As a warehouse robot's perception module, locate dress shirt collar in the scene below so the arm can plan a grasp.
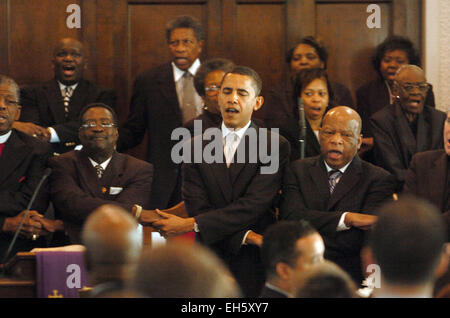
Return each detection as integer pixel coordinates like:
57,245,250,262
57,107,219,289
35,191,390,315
172,59,201,82
57,81,78,92
221,120,252,141
0,130,12,144
88,156,112,170
323,159,351,174
264,283,292,298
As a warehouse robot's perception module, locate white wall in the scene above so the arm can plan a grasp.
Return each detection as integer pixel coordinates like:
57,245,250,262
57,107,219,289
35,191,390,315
423,0,450,112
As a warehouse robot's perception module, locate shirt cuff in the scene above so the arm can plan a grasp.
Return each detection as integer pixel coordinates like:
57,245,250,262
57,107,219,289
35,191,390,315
337,212,351,231
48,127,60,143
241,230,251,246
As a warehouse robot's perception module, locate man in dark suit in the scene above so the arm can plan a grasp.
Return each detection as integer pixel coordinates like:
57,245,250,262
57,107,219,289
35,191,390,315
260,220,325,298
13,38,116,154
118,16,204,210
402,110,450,237
280,106,396,284
146,66,290,297
49,103,153,244
370,65,446,190
0,75,61,262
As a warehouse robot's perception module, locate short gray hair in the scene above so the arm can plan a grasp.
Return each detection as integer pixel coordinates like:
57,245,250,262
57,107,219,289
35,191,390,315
0,75,20,103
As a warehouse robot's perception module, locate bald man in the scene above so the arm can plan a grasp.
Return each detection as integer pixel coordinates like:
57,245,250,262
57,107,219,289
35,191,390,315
14,37,117,154
81,204,142,298
370,65,446,190
280,106,396,284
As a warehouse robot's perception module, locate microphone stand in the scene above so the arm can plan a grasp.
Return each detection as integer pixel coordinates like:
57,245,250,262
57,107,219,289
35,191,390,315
298,97,307,159
1,168,52,268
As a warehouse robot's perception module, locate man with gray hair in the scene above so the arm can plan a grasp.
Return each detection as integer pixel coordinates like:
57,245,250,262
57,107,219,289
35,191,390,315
82,204,142,297
0,75,60,261
118,16,205,210
370,64,446,190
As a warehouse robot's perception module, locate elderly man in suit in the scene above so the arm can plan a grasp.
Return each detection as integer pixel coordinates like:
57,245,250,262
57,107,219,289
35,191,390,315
370,65,446,190
0,75,61,261
13,37,117,154
143,66,290,297
280,106,396,284
402,110,450,238
118,16,204,210
49,103,153,244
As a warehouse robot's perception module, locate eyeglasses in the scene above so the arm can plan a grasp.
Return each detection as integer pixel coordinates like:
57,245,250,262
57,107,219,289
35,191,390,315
205,85,221,95
80,121,116,129
398,82,430,93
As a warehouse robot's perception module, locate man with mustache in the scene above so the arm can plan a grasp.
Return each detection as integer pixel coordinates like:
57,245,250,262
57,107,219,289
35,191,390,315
370,65,446,190
0,75,58,261
48,103,153,244
118,16,204,210
13,38,116,154
280,106,396,284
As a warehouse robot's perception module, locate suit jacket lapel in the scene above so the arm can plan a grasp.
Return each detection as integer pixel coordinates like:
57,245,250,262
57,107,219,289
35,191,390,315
46,80,65,124
228,122,260,185
327,157,362,210
157,63,182,120
394,103,416,164
428,152,448,211
76,150,103,197
101,152,125,187
416,112,429,153
308,157,331,205
0,131,29,184
68,79,87,119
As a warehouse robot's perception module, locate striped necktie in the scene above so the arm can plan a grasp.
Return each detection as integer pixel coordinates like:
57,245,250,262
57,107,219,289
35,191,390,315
95,164,105,179
328,170,342,194
63,86,74,118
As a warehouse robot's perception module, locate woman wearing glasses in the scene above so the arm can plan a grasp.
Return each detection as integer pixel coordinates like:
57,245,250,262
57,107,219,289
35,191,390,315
184,58,235,135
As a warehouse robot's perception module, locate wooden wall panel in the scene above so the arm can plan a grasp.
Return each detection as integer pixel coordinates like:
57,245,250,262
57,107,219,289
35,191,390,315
316,2,392,102
8,0,82,86
232,3,285,93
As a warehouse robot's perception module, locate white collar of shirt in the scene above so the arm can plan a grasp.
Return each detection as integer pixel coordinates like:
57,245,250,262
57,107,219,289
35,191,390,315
172,59,201,82
264,283,292,298
221,121,252,141
323,160,351,174
58,81,78,92
0,130,12,143
88,156,112,170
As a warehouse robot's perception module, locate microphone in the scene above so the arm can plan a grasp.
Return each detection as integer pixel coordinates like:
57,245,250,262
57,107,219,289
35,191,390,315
298,97,307,159
1,168,52,266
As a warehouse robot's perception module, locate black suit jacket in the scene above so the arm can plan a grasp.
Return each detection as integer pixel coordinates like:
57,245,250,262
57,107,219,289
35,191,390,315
261,78,350,161
0,130,52,260
402,149,450,238
370,103,446,188
20,79,117,154
182,122,290,296
118,63,185,209
280,155,396,282
48,150,153,243
356,78,435,137
259,285,289,298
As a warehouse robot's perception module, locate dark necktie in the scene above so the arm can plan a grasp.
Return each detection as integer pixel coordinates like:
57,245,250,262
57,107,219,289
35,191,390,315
328,170,342,194
0,143,4,157
95,164,104,179
63,86,73,118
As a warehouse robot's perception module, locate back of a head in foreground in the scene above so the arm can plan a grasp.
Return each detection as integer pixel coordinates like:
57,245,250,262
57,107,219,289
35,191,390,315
370,197,447,285
131,242,242,298
293,260,357,298
82,204,142,267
